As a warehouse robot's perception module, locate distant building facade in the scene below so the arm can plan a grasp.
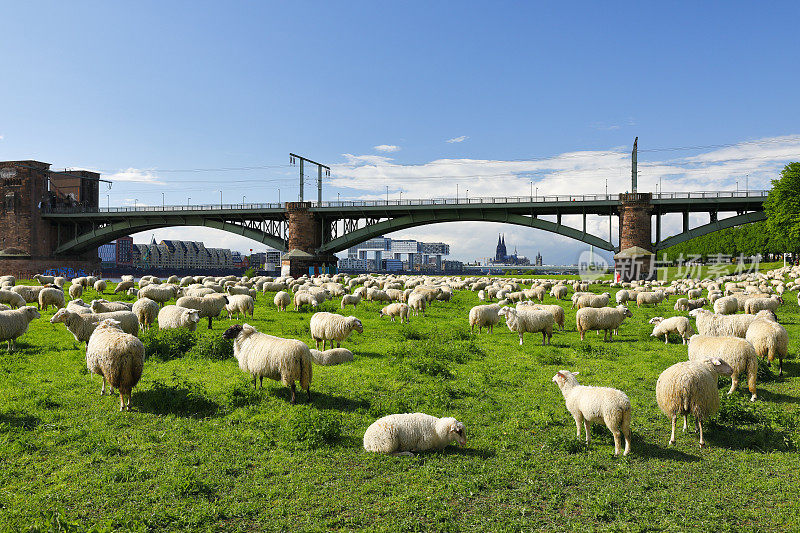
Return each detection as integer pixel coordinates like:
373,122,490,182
346,235,451,271
491,234,530,266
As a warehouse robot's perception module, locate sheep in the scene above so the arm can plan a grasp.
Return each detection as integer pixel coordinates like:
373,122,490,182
379,303,410,324
688,335,758,401
310,347,354,366
227,285,256,299
131,298,159,330
498,306,554,346
261,281,288,292
636,291,666,308
552,370,631,456
50,308,139,343
33,274,55,285
68,283,83,300
340,293,361,311
744,296,782,315
93,280,108,293
274,291,292,311
85,319,144,411
367,288,392,303
38,287,65,311
226,294,255,320
713,296,739,315
687,288,703,299
649,316,695,344
157,305,200,331
53,277,67,289
309,312,364,350
551,285,569,300
10,285,47,306
575,305,633,341
691,309,773,338
137,284,179,306
363,413,466,456
530,304,565,331
468,304,501,334
615,289,634,305
576,292,610,309
0,306,41,351
113,280,135,294
67,299,92,314
222,323,312,403
175,294,228,329
655,358,734,447
0,289,26,309
90,300,133,313
407,292,427,316
674,297,707,312
746,318,788,377
294,292,320,311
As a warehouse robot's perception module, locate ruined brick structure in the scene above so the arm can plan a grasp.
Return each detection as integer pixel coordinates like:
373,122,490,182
281,202,337,277
615,192,654,280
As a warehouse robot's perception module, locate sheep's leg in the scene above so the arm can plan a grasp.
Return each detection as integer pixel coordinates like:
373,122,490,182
583,420,591,447
259,376,263,389
518,333,524,346
290,383,297,404
682,416,688,433
779,358,783,377
306,387,312,402
252,375,257,389
207,316,213,330
664,334,669,344
579,330,585,341
573,414,583,439
669,415,677,445
698,420,706,447
337,341,341,348
118,391,125,411
747,365,757,402
728,373,739,395
541,332,546,346
610,428,622,456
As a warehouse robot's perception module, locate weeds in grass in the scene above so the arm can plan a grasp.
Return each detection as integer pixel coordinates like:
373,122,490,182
140,328,197,361
137,374,219,417
281,408,342,449
188,333,233,361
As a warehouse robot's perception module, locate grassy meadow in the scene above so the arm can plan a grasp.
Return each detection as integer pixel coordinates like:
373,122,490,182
1,278,799,531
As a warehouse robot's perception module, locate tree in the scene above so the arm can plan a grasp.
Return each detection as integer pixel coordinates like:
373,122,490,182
764,162,800,254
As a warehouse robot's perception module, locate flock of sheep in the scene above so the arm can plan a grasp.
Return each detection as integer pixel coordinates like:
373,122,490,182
0,266,794,456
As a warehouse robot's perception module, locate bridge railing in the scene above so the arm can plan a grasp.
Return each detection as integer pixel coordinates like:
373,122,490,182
41,203,284,214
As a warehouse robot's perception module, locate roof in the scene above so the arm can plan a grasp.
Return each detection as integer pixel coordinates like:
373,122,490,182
613,246,655,259
281,248,315,259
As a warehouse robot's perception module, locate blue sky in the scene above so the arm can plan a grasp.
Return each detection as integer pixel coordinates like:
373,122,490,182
2,1,799,263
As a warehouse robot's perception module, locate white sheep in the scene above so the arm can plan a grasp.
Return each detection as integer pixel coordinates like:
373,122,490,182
744,296,782,315
363,413,466,456
552,370,632,456
468,304,501,334
688,335,758,401
33,274,55,285
310,347,354,366
68,283,83,300
551,285,569,300
530,304,565,331
131,298,159,330
85,319,144,411
50,308,139,343
226,294,255,320
498,306,554,345
340,293,361,311
691,309,772,338
67,299,92,314
380,303,410,324
113,280,136,294
309,312,364,349
293,292,320,311
655,358,733,447
157,305,201,331
636,291,665,308
0,306,41,352
222,323,312,403
746,318,788,377
650,316,695,344
175,294,229,329
38,287,65,312
713,296,739,315
138,284,179,306
274,291,292,311
11,285,47,306
0,289,26,309
93,280,107,293
575,305,633,341
576,292,610,309
90,300,133,313
407,292,427,316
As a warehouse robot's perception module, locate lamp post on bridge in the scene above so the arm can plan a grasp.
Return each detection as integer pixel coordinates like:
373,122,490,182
219,190,222,207
386,185,389,203
106,194,109,210
187,197,190,207
162,192,165,209
243,195,246,207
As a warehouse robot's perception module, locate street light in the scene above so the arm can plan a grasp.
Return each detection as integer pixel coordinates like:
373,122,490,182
162,192,165,208
535,187,538,201
466,189,469,199
219,190,223,206
187,197,190,206
337,192,340,203
134,199,138,209
605,179,608,196
243,195,246,206
278,188,281,204
106,194,109,210
399,191,402,203
386,185,389,203
530,181,533,198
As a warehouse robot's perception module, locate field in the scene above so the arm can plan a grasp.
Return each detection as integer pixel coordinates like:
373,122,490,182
1,279,799,531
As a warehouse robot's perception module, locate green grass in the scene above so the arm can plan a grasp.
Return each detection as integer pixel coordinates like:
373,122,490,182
1,279,800,531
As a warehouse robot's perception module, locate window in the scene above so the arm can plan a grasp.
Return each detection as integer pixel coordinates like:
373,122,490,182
4,193,14,212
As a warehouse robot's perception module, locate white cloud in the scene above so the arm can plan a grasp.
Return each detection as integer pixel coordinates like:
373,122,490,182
373,144,400,153
0,135,4,140
446,135,468,144
107,168,166,185
123,198,150,207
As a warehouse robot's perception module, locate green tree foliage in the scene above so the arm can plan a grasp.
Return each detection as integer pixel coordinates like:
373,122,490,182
660,221,779,261
764,162,800,253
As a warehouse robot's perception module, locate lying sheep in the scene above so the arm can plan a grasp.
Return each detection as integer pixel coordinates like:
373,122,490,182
688,335,758,401
274,291,292,311
131,298,159,330
223,323,312,403
309,312,364,349
85,319,144,411
0,289,26,309
158,305,200,331
226,294,255,320
310,347,354,366
51,308,139,343
38,287,65,312
91,300,133,313
650,316,695,344
380,303,410,324
746,318,788,377
499,306,554,345
175,294,229,329
0,306,41,352
340,293,361,311
468,304,501,334
575,305,633,341
294,292,320,311
656,358,733,447
363,413,466,456
552,370,631,456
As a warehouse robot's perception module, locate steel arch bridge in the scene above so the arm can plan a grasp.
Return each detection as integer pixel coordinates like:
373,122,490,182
41,190,768,256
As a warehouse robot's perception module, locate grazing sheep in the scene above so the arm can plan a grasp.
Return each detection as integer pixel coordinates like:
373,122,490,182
274,291,292,311
0,306,41,352
10,285,47,306
713,296,739,315
93,280,108,293
131,298,159,330
222,323,312,403
175,294,229,329
68,283,83,300
340,293,361,311
0,289,26,309
51,308,139,343
746,318,788,377
498,306,554,346
85,319,144,411
674,297,707,312
650,316,695,344
551,285,569,300
576,292,610,309
636,291,666,308
137,284,179,306
309,312,364,350
226,294,255,320
38,287,65,311
688,335,758,401
407,292,427,316
691,309,772,338
310,347,354,366
615,290,634,305
33,274,55,285
157,305,201,331
367,288,392,303
530,304,565,331
91,300,133,313
261,281,288,292
655,358,733,447
552,370,631,456
575,305,633,341
53,277,67,289
468,304,501,334
363,413,466,456
293,292,320,311
113,280,136,294
380,303,410,324
744,296,782,315
66,299,92,314
687,288,703,299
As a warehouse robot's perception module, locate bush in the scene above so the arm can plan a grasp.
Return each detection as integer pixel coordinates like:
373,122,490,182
188,333,233,361
140,328,197,361
281,408,341,449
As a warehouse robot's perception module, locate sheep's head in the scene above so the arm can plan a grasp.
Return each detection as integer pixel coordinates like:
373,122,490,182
706,357,734,376
222,324,243,339
648,317,664,325
618,305,633,318
445,419,467,447
349,317,364,333
552,370,579,389
50,308,70,323
185,309,200,324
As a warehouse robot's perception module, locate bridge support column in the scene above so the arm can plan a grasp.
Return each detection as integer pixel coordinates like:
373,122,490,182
282,202,337,277
615,193,654,281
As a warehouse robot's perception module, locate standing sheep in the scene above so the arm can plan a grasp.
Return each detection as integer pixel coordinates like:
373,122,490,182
68,283,83,300
690,309,771,338
0,289,26,309
636,291,666,308
380,303,410,324
552,370,632,456
655,358,733,447
576,292,610,309
51,308,139,343
138,284,179,306
363,413,466,456
407,292,427,316
38,287,65,311
530,304,565,331
274,291,292,311
114,280,135,294
293,292,319,311
498,306,554,346
575,306,633,342
0,306,41,352
713,296,739,315
85,319,144,411
746,318,788,377
91,300,133,313
222,323,312,404
157,305,201,331
688,335,759,401
226,294,255,320
93,280,108,293
131,298,159,330
340,293,361,311
468,304,501,334
309,312,364,349
650,316,695,344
